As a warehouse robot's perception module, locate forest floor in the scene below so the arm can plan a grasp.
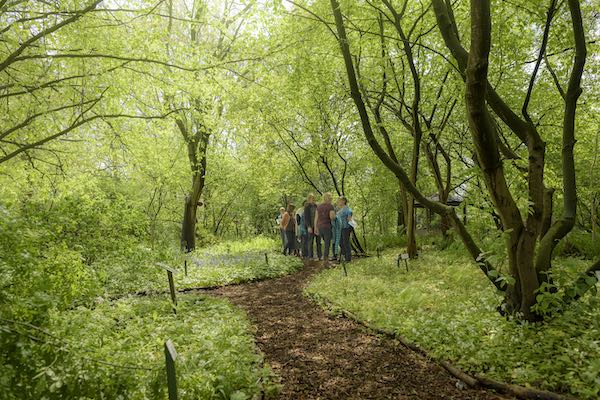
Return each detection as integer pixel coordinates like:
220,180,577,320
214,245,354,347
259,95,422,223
211,260,509,400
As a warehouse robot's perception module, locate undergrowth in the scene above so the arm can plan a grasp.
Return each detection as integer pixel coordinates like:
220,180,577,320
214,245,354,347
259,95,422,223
103,237,302,297
306,250,600,399
2,295,279,399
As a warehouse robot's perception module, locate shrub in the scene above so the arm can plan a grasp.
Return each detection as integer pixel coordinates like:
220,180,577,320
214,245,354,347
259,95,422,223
1,295,278,399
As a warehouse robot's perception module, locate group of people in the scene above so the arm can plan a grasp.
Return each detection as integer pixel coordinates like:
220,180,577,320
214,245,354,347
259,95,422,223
276,193,354,265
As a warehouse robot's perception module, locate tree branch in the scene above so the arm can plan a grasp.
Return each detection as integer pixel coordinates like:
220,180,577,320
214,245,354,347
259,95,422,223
0,0,102,72
522,0,558,123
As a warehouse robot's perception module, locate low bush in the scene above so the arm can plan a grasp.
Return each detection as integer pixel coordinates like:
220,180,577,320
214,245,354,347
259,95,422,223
558,230,600,259
364,232,407,251
1,295,279,399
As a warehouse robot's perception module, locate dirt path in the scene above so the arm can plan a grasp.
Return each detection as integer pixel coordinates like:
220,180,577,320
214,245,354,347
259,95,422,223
213,261,508,399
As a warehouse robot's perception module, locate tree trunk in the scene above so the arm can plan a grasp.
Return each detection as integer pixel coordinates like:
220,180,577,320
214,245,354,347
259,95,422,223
181,169,206,252
331,0,506,298
593,194,598,243
406,134,420,258
406,196,417,257
465,0,541,319
397,183,406,232
440,214,451,240
181,196,196,252
176,116,209,253
535,0,586,276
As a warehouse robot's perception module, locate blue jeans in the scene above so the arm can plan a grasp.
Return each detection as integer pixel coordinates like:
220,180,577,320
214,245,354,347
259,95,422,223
316,227,332,261
300,233,308,257
279,228,286,252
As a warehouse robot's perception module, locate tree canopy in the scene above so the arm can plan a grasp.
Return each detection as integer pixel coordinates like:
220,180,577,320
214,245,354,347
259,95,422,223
1,0,599,398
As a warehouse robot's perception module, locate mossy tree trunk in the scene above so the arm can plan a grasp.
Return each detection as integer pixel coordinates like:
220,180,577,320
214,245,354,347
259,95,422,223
331,0,595,321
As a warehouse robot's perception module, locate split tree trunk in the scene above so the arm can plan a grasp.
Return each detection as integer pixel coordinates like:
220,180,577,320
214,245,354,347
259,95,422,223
181,172,205,252
177,118,210,253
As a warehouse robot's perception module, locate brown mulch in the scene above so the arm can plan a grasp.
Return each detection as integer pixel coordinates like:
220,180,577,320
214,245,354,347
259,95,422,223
213,260,510,400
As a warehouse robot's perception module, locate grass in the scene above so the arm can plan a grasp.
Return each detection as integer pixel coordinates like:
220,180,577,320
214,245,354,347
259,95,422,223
305,249,600,399
101,236,303,296
1,236,300,399
3,294,279,399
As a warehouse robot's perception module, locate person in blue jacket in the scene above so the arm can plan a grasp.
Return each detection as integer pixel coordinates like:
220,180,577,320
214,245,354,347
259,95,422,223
331,202,342,262
336,196,353,263
297,201,308,258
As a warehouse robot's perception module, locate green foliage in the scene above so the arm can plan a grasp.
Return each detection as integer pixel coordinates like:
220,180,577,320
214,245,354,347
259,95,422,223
1,295,278,399
1,0,599,397
102,237,302,296
198,236,278,255
0,194,296,399
558,230,600,259
306,250,600,399
365,232,407,251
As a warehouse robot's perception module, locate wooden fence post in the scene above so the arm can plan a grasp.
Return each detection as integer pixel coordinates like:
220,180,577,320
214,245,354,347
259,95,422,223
156,263,178,314
164,339,178,400
167,270,177,314
398,253,409,272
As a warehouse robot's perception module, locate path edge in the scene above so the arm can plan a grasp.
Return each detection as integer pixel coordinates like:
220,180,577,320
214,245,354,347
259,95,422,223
306,293,577,400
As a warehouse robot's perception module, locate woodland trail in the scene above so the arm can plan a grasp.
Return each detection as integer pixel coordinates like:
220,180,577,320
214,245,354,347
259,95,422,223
212,260,509,400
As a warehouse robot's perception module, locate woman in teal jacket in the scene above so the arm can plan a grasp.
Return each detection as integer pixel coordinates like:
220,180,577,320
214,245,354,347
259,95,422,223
331,205,342,261
337,196,353,262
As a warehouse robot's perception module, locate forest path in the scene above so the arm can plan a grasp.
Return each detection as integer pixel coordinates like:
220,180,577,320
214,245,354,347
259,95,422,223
213,260,507,400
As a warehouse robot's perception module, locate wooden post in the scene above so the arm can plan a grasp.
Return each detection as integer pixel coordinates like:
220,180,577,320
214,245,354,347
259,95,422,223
156,263,178,314
167,270,177,313
399,253,409,272
264,252,269,266
164,340,178,400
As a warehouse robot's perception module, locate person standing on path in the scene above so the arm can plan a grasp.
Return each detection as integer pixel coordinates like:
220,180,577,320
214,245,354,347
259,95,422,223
337,196,353,263
276,207,286,252
280,203,297,255
331,202,342,262
304,194,318,259
314,193,336,266
297,201,309,258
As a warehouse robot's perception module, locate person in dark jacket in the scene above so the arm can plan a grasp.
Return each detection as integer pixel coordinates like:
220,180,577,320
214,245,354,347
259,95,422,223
297,201,308,257
303,194,317,259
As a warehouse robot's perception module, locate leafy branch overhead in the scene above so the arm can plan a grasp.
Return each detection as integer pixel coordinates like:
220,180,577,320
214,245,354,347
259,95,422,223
1,1,599,399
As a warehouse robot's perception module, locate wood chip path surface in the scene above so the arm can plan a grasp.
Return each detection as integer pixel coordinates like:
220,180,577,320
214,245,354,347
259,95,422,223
213,260,509,399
